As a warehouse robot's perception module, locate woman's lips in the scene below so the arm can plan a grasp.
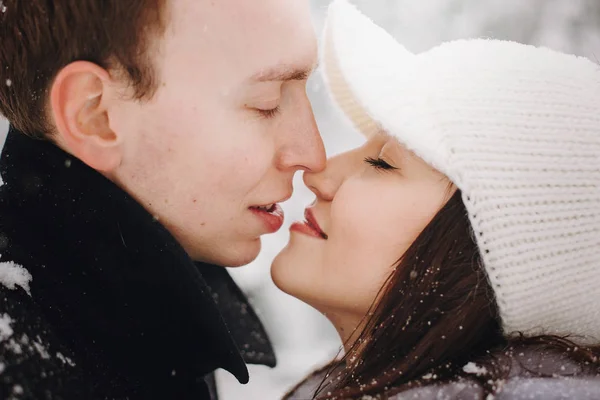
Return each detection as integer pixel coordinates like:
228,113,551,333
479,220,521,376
250,204,284,233
290,208,328,240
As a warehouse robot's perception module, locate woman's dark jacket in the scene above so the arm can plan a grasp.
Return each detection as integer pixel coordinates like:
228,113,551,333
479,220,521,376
287,346,600,399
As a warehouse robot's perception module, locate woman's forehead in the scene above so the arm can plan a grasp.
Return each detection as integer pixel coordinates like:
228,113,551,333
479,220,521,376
375,132,407,156
368,129,396,146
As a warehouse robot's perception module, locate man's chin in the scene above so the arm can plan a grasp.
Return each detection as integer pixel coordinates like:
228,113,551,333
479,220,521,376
193,237,262,268
226,238,262,267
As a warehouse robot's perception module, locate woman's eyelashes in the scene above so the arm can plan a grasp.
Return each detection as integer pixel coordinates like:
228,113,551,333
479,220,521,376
364,156,398,171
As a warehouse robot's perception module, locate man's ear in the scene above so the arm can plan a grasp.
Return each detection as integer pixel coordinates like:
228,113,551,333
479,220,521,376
49,61,122,173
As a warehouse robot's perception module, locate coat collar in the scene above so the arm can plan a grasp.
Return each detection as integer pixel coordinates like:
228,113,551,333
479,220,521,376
0,128,275,385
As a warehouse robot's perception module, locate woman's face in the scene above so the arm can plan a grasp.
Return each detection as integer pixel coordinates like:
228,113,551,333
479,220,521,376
272,133,453,326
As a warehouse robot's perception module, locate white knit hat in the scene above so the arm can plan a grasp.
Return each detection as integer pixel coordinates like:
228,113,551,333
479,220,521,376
322,0,600,344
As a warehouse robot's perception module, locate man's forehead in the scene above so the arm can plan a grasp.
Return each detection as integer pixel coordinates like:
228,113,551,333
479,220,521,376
165,0,318,83
229,0,318,82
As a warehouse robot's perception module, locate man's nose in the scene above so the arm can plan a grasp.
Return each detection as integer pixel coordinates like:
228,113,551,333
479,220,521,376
276,102,326,173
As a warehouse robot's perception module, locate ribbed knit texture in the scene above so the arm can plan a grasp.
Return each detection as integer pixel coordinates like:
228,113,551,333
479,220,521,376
323,0,600,343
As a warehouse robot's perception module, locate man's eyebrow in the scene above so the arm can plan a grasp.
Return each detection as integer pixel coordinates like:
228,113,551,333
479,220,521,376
250,63,319,82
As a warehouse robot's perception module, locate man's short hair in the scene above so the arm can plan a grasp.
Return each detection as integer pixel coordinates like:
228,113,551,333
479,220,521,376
0,0,166,139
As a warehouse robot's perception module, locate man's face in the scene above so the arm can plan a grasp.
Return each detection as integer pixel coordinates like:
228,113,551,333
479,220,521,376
108,0,325,266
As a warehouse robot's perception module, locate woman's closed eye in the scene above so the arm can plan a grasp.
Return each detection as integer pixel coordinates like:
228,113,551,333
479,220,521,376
364,157,398,171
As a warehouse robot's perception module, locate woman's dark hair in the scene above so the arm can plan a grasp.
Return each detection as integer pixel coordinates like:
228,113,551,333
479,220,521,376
289,190,600,400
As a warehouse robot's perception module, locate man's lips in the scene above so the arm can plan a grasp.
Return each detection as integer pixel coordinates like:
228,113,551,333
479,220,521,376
290,208,328,240
249,195,290,233
249,204,284,233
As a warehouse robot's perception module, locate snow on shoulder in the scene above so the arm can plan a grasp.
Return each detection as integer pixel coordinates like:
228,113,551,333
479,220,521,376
0,259,33,296
0,313,13,342
463,362,488,376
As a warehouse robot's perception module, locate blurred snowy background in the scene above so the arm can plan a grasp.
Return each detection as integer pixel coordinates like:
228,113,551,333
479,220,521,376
1,0,600,398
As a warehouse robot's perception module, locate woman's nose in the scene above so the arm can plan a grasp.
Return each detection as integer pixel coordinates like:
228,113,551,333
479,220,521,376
303,153,346,202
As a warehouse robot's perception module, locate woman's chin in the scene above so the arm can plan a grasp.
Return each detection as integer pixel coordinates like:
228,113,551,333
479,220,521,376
271,243,314,301
270,244,295,293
